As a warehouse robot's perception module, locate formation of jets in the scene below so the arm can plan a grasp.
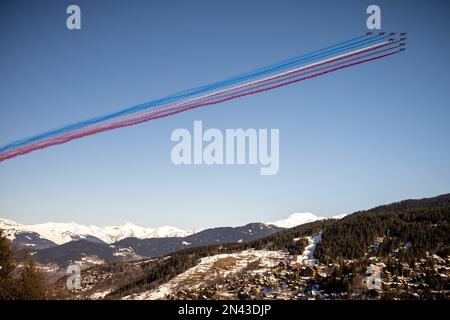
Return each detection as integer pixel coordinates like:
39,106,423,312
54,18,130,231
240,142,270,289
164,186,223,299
365,31,407,36
365,31,407,52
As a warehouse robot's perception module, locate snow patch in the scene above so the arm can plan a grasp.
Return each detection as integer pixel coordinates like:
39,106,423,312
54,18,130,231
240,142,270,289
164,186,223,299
297,233,322,266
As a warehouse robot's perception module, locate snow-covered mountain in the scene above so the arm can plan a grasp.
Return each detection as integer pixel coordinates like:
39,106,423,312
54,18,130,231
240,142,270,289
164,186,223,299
266,212,347,228
0,218,200,245
266,212,323,228
0,211,347,247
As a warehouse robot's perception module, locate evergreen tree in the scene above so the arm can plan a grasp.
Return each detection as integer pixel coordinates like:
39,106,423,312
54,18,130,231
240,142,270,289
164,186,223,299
0,229,47,300
0,230,17,299
18,258,46,300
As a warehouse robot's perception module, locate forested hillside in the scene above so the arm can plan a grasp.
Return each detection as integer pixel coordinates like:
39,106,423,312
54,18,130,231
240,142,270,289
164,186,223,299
107,194,450,298
315,194,450,263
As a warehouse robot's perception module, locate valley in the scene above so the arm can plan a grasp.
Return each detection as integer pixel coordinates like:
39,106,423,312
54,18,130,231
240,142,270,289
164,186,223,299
1,194,449,300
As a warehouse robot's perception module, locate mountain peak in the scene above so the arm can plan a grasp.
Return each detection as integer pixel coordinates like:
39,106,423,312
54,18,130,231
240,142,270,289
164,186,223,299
266,212,323,228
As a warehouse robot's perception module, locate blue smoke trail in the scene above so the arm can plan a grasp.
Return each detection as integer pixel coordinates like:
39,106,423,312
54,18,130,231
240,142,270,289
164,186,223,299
0,34,388,153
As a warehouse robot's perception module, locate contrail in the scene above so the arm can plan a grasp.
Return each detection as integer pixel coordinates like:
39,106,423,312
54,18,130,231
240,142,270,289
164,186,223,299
0,34,388,152
0,34,405,162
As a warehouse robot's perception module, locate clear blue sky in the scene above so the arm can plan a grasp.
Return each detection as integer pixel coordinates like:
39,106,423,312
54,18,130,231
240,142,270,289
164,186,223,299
1,0,449,229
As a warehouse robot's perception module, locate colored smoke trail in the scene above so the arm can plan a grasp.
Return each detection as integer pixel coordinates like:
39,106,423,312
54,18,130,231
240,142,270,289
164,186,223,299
0,34,405,162
0,34,387,153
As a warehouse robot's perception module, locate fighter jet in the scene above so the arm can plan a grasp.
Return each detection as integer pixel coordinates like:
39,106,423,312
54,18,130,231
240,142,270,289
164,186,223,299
389,32,396,36
366,32,373,36
400,32,407,36
379,32,386,35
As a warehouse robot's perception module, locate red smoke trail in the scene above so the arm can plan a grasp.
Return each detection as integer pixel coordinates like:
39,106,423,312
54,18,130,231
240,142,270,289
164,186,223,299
0,49,401,162
68,41,400,135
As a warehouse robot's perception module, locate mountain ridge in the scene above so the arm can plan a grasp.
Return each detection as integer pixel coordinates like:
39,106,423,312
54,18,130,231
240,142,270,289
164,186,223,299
34,222,286,266
0,218,201,245
0,212,348,265
1,211,340,246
